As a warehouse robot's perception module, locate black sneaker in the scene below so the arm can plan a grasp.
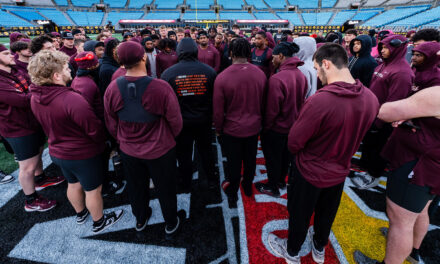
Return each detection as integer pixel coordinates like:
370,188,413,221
76,210,90,225
136,207,152,232
255,182,280,197
92,209,124,234
407,248,420,264
102,181,126,197
165,210,186,240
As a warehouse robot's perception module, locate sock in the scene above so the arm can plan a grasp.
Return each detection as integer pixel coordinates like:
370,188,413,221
93,216,105,227
313,239,324,252
410,248,420,259
34,173,46,184
25,192,39,203
76,208,88,218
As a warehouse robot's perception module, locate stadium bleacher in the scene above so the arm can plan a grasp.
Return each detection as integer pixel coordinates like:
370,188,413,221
217,0,244,10
128,0,153,8
186,0,212,9
53,0,68,6
265,0,287,9
71,0,100,7
245,0,268,10
253,12,280,20
155,0,184,9
104,0,127,8
38,8,72,26
351,9,382,21
3,6,45,21
363,5,430,27
276,11,303,25
388,6,440,27
105,11,144,24
321,0,337,8
143,11,181,20
219,11,255,20
385,0,412,5
363,0,388,7
289,0,319,9
302,12,333,25
67,11,104,26
329,10,356,25
0,10,33,27
182,11,217,20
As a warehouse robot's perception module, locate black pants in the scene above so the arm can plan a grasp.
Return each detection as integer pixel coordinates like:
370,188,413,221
120,148,177,227
261,130,290,189
287,162,345,256
176,122,216,187
359,124,393,178
221,134,258,194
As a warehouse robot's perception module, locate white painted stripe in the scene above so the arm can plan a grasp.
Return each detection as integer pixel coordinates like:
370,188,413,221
329,231,349,264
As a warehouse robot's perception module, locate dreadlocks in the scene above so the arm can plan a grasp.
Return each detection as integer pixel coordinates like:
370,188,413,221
230,38,251,59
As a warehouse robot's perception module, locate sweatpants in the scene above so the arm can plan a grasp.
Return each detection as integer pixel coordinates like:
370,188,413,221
261,130,290,189
176,122,216,187
221,134,258,194
359,124,393,178
120,148,177,227
287,162,345,256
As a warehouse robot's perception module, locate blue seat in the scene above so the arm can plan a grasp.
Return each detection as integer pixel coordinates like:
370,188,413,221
329,10,356,25
53,0,68,6
144,12,181,20
104,0,127,8
67,11,104,26
388,6,440,27
302,12,333,25
217,0,244,10
321,0,337,8
0,10,33,27
289,0,319,9
276,11,303,25
363,5,430,26
254,12,280,20
105,11,144,24
186,0,212,9
155,0,184,9
128,0,153,8
38,9,72,26
219,12,255,20
183,11,217,20
71,0,100,7
265,0,287,9
245,0,267,10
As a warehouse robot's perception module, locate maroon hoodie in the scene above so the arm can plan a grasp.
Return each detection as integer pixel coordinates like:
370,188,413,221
264,57,308,134
14,58,29,76
213,63,267,137
288,80,379,188
381,42,440,194
198,45,220,72
370,35,414,106
59,45,77,57
156,50,178,78
111,67,127,81
104,76,182,160
414,148,440,195
71,75,104,121
69,53,78,73
30,84,106,160
0,67,40,138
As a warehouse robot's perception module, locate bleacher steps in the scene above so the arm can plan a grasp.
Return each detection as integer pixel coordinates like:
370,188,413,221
63,10,76,26
125,0,130,9
327,11,337,25
101,11,108,26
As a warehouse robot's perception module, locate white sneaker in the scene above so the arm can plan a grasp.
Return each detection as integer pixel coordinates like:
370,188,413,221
350,173,380,189
268,233,301,264
0,170,14,184
308,227,325,264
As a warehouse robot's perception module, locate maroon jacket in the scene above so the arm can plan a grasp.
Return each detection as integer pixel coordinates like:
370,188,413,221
381,42,440,194
0,67,40,138
14,58,30,80
59,45,77,57
104,76,182,160
69,53,78,73
71,75,104,121
30,84,106,160
156,50,178,78
288,80,379,188
264,57,307,134
198,45,220,72
111,67,127,81
213,63,267,137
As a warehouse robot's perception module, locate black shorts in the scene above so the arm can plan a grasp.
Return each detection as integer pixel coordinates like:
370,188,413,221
4,131,45,161
386,160,435,213
50,153,104,192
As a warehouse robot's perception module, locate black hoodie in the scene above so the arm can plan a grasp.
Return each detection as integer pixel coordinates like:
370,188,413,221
348,35,378,88
161,38,217,124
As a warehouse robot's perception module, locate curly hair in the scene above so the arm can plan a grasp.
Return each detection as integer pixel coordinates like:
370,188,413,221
229,37,251,59
28,50,69,86
30,35,53,54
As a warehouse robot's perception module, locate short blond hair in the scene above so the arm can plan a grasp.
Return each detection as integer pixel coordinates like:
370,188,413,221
28,50,69,86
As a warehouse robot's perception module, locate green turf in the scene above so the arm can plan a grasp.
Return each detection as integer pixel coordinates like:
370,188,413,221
0,144,18,174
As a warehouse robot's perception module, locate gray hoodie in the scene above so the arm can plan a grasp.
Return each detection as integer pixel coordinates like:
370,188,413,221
294,37,317,98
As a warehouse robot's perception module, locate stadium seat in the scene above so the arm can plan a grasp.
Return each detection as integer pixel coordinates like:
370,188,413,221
276,11,303,25
219,11,255,20
385,0,412,5
253,12,280,20
423,19,440,27
329,10,356,25
155,0,184,9
128,0,153,8
245,0,268,10
3,6,46,22
26,0,55,6
289,0,319,9
363,5,430,26
302,12,333,25
38,8,72,26
144,11,181,20
67,11,104,26
265,0,287,9
53,0,68,6
0,10,33,27
186,0,212,10
182,11,217,20
321,0,337,8
105,11,144,24
388,6,440,27
217,0,244,10
104,0,127,8
351,9,382,21
363,0,388,7
71,0,100,7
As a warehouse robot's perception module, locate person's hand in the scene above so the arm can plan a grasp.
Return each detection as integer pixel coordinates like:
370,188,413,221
391,120,405,128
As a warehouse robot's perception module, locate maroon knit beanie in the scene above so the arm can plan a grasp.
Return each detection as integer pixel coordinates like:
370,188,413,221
75,51,99,70
117,41,145,66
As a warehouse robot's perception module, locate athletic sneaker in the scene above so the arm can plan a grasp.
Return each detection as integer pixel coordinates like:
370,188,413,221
353,250,379,264
35,175,65,191
92,209,124,234
308,227,325,264
24,196,57,212
0,170,14,184
255,182,280,197
350,173,380,189
102,181,126,197
407,248,420,264
267,233,300,264
136,207,152,232
76,210,90,225
165,210,186,240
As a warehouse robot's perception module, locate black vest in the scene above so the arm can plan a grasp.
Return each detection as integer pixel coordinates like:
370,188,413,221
251,47,269,67
116,76,159,123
